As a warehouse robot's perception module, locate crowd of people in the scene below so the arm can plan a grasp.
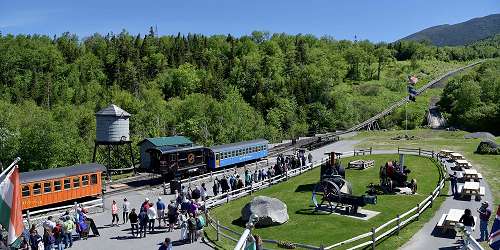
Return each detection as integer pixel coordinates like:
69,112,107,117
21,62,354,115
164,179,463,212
212,152,312,196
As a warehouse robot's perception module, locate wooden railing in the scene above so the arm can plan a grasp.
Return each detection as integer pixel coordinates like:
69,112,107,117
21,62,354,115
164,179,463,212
206,147,448,250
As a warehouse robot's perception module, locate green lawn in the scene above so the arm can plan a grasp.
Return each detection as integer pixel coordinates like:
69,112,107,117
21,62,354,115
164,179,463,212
206,154,446,249
353,129,500,204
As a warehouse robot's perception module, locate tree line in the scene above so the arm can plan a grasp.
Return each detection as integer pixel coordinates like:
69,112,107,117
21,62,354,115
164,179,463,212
0,29,498,170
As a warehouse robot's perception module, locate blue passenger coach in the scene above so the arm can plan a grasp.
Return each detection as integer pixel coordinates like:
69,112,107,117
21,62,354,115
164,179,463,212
208,139,269,169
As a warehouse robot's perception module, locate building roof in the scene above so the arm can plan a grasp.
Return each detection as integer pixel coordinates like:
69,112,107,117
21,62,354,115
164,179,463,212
147,145,205,154
210,139,268,152
139,136,193,147
96,104,131,117
20,163,106,184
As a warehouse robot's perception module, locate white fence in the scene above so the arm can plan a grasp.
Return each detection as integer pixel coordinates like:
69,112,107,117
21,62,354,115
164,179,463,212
207,147,448,250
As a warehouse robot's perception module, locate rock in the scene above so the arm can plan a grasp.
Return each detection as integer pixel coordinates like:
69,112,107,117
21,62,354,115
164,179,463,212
464,132,495,140
476,139,499,155
241,196,289,226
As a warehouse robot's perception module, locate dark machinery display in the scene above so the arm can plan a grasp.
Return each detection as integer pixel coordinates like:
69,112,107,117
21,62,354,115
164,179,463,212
379,160,417,194
312,152,377,215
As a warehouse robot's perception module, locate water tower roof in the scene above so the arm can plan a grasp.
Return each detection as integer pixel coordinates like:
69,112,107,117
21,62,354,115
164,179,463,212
96,104,131,117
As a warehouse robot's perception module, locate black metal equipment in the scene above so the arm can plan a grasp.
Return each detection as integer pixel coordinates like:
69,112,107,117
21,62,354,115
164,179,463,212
379,160,417,194
312,152,376,215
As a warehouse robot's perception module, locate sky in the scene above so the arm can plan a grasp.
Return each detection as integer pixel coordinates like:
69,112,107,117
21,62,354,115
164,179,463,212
0,0,498,42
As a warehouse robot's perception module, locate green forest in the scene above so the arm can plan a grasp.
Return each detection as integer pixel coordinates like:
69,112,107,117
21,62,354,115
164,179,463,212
0,29,498,170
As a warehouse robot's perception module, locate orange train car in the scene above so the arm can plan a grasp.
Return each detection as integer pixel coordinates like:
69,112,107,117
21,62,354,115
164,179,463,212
20,163,106,210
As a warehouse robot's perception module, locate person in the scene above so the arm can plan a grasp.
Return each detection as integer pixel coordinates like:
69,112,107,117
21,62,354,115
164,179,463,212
477,201,492,241
111,200,119,226
53,221,64,250
138,208,148,238
188,199,198,216
212,178,219,196
43,216,56,232
308,153,313,164
200,183,208,201
19,234,29,250
255,234,263,250
179,210,189,242
76,209,89,239
187,213,197,243
82,208,100,237
158,237,173,250
167,200,178,232
459,208,475,244
122,198,130,224
62,215,75,248
196,213,206,242
129,208,139,237
157,197,166,228
29,228,43,250
147,202,157,232
141,198,150,212
449,172,458,196
43,228,55,250
192,186,201,200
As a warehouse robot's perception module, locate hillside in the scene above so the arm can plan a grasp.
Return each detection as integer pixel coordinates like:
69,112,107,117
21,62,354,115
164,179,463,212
400,14,500,46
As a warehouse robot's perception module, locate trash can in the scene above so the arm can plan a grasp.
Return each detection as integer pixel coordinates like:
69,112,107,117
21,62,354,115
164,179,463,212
170,179,181,194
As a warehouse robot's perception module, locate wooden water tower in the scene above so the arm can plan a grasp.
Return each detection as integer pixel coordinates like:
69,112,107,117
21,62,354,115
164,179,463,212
92,104,135,178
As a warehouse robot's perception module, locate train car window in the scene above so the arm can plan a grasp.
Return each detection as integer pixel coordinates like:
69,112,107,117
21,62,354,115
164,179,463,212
252,147,256,152
64,179,71,189
33,183,41,195
216,153,220,160
73,177,80,188
54,181,61,191
43,182,52,193
82,175,89,186
91,174,98,185
22,185,30,197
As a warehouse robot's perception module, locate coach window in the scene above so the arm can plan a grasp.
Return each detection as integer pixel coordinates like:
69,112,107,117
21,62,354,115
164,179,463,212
22,185,30,197
216,153,220,161
43,182,52,193
33,183,41,195
82,175,89,186
73,177,80,188
54,180,61,191
90,174,98,185
64,178,71,189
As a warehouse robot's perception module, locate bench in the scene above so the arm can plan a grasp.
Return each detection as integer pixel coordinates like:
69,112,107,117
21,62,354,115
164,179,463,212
437,213,447,227
477,173,483,179
479,186,485,196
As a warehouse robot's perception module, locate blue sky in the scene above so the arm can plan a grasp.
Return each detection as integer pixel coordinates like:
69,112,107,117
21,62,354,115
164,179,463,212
0,0,498,42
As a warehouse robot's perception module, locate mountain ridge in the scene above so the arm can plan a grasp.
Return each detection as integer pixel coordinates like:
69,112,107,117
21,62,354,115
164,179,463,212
400,14,500,46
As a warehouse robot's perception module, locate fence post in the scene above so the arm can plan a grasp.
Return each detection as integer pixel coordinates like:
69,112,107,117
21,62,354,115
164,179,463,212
320,244,325,250
26,210,31,229
250,182,253,195
429,192,433,208
371,227,376,250
226,193,230,203
418,148,421,156
397,147,400,154
416,203,420,221
396,214,400,235
432,150,434,158
370,147,372,155
216,220,220,241
354,149,357,156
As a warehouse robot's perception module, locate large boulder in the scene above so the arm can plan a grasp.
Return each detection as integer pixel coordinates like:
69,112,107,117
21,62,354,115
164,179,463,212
241,196,289,227
464,132,495,140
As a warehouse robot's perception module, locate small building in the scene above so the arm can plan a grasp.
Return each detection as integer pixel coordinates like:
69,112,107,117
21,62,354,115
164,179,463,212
138,136,194,168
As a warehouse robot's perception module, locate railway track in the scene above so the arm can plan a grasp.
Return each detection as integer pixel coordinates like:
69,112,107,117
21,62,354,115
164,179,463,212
102,61,484,197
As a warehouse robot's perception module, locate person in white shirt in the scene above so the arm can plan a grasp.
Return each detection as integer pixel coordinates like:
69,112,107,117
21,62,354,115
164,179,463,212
122,197,130,224
147,203,157,232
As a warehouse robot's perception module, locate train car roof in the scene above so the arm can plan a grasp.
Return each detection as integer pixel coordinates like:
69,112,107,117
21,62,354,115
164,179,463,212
20,163,106,184
146,145,205,155
210,139,269,152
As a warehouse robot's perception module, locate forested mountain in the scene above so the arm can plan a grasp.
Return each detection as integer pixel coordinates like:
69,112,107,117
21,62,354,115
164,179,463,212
0,29,498,170
400,14,500,46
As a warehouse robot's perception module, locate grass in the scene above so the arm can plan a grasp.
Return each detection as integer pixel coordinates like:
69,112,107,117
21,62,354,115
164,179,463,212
206,154,446,249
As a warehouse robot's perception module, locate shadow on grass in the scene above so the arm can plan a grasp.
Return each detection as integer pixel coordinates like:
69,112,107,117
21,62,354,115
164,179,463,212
295,183,316,193
295,207,332,216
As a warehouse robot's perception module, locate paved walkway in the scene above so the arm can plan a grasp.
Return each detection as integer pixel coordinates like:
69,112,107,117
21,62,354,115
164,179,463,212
400,158,494,250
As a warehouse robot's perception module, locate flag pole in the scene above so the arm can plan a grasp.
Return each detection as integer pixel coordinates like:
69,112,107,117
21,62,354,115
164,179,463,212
0,157,21,180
